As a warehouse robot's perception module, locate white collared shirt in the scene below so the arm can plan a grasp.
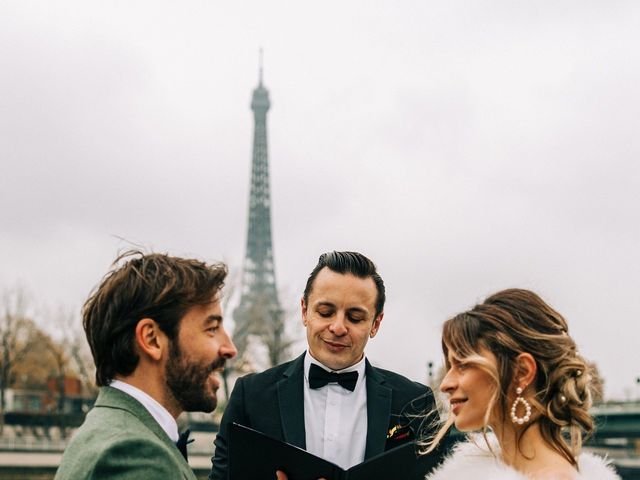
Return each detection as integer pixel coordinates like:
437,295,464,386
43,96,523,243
303,351,368,469
110,379,179,442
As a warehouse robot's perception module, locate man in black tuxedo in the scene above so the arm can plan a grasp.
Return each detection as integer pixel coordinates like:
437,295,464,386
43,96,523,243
210,251,437,480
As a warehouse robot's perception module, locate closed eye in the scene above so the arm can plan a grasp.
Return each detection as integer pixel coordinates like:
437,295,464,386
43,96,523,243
316,306,334,317
204,315,222,334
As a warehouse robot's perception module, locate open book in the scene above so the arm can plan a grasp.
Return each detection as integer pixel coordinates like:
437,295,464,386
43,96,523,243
229,423,442,480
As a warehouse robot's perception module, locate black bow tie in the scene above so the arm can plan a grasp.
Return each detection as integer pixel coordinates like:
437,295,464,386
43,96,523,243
309,363,359,392
176,429,193,461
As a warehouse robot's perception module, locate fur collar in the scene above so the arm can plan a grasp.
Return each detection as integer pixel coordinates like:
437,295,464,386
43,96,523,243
426,436,620,480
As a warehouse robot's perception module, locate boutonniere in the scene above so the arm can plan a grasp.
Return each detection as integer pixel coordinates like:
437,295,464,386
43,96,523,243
386,423,413,442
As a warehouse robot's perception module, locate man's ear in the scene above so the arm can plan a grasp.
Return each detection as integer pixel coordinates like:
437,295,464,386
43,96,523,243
369,312,384,338
134,318,167,362
301,297,308,326
514,352,537,390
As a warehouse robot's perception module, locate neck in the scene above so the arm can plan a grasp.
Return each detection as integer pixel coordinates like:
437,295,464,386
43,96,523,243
492,421,576,475
114,369,182,419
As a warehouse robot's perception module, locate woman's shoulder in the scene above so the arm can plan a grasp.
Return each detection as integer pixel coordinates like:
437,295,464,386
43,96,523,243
425,436,527,480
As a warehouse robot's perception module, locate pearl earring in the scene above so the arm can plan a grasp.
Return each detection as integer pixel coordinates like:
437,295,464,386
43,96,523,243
510,387,532,425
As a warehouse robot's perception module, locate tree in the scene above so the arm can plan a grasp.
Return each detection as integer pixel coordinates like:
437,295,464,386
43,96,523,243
44,308,97,437
262,305,297,369
45,307,95,387
0,288,40,433
232,289,297,372
11,327,53,389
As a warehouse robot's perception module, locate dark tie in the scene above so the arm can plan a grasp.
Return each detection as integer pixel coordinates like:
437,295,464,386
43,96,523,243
176,429,193,461
309,363,359,392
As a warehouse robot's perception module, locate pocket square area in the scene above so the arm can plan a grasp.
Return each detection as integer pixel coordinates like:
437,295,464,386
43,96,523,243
386,424,413,441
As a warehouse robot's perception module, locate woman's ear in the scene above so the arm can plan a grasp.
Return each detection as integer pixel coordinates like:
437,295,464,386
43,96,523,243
514,352,537,389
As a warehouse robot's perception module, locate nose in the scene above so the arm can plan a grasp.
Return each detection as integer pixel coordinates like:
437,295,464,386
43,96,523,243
220,328,238,359
439,368,456,395
328,314,348,336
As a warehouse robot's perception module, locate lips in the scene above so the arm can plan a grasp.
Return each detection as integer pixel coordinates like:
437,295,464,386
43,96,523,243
450,398,467,415
209,367,224,389
321,338,350,351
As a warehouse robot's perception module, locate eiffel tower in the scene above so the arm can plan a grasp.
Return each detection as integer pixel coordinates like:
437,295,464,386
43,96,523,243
232,53,286,372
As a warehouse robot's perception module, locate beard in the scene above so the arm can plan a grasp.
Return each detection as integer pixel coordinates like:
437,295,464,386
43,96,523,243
165,340,225,413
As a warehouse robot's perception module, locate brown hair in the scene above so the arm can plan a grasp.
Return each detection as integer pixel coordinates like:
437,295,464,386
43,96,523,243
428,288,594,466
83,250,227,386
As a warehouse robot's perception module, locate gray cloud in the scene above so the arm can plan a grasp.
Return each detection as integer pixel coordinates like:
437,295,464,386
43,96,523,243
1,0,638,399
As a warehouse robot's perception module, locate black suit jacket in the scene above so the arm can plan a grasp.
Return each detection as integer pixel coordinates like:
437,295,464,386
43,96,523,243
210,353,438,480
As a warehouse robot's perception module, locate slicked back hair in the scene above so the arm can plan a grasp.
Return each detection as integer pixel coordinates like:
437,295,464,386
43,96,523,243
83,250,227,387
303,251,385,318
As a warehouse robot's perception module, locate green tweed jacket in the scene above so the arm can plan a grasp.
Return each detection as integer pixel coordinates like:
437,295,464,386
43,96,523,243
55,386,196,480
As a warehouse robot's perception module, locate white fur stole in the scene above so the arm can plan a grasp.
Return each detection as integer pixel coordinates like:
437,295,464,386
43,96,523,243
425,436,620,480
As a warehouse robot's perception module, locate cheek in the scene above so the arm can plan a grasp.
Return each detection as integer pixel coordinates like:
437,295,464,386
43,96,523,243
460,373,481,394
309,319,329,334
187,336,216,359
474,377,497,408
306,325,320,343
353,330,371,348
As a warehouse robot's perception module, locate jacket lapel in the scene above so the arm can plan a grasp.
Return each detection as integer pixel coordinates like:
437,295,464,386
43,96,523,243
364,360,392,458
277,353,307,448
97,386,194,477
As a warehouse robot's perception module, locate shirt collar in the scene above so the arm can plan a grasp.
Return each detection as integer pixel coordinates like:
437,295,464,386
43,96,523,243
304,350,367,380
109,379,179,442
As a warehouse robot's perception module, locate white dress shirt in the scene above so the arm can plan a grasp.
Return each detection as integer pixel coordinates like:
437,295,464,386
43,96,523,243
303,351,368,469
110,379,179,442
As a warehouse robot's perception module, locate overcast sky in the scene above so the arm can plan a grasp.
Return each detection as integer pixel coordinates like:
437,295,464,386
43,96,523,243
1,1,639,399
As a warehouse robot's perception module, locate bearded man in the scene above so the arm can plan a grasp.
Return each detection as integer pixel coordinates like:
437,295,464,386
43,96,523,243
55,251,237,480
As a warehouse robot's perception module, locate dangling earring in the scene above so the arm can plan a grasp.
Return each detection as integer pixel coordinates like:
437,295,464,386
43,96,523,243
510,387,532,425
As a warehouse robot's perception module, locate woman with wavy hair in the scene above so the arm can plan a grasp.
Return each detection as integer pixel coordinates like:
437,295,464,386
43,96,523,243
424,289,619,480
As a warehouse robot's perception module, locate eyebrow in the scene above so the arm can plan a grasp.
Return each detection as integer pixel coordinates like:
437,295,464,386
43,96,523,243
315,301,336,309
204,315,223,326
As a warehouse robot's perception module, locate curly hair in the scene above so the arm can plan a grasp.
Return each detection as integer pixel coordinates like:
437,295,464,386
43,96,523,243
425,289,594,466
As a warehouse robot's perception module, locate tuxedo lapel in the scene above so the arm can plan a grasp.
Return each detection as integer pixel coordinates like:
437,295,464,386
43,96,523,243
277,353,306,449
364,361,392,458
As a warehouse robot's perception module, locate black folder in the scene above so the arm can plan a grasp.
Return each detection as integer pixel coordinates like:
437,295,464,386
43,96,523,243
229,422,441,480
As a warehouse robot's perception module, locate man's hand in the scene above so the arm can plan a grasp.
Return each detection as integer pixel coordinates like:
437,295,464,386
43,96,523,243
275,470,326,480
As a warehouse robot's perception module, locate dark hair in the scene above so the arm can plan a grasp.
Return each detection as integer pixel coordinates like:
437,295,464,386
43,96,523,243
431,289,593,466
303,251,385,318
83,250,227,386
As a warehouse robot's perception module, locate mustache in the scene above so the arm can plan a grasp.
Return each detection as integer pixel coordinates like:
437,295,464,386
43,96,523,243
210,357,226,372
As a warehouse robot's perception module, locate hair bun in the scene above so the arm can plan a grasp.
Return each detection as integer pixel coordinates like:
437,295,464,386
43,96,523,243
544,355,593,433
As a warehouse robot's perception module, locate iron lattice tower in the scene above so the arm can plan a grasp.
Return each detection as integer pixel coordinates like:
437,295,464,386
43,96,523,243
233,56,286,371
